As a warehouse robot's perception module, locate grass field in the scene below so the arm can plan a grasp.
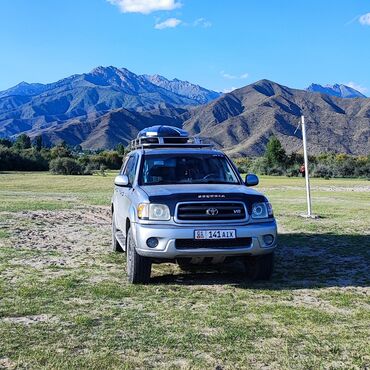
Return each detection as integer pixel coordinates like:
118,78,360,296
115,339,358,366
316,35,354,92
0,171,369,369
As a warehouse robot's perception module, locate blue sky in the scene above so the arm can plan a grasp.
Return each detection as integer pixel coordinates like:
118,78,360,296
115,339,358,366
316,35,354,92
1,0,370,94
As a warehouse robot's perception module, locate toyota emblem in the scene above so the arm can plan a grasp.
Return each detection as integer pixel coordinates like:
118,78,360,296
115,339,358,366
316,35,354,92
206,208,219,216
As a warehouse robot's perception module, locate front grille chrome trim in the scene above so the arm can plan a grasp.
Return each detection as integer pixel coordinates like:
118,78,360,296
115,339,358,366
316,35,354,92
174,201,249,224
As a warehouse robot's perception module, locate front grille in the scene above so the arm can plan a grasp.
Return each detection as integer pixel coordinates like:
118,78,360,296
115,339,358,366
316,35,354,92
175,237,252,249
176,202,246,221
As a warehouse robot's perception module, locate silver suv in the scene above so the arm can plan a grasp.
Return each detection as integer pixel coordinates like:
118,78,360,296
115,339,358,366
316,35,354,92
111,126,277,284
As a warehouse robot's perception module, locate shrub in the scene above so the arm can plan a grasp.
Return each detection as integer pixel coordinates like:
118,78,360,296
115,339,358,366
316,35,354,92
234,158,253,174
0,147,48,171
267,166,285,176
249,157,269,175
81,150,123,170
49,158,84,175
312,164,334,178
50,145,72,159
286,166,300,177
0,138,12,148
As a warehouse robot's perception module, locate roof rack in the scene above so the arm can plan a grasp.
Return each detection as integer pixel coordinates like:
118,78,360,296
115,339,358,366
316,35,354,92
130,136,213,150
129,125,213,150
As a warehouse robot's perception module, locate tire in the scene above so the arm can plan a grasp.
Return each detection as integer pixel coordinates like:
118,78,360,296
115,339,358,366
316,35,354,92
244,253,274,281
126,228,152,284
111,213,124,253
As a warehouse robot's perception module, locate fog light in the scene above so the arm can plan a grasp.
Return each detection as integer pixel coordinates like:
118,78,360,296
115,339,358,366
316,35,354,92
146,237,159,248
263,234,274,246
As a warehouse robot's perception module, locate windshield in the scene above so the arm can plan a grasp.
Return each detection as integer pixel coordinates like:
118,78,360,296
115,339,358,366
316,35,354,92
140,153,240,185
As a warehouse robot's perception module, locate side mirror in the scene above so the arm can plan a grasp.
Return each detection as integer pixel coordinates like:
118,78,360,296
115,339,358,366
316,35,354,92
114,174,129,187
245,173,259,186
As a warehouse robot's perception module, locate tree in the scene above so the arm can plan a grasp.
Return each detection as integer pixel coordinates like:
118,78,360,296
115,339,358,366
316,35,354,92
115,143,126,156
14,134,31,150
0,138,12,148
33,135,43,151
264,136,287,167
50,144,72,159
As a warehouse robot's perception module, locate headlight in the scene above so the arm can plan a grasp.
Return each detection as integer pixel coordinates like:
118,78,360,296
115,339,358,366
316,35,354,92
137,203,170,221
251,202,273,219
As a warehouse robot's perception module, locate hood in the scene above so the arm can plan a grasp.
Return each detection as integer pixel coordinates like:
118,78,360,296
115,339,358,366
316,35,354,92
140,184,262,198
140,184,267,216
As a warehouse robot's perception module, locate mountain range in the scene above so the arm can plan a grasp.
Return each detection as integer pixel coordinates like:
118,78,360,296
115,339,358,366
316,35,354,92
0,66,369,156
306,83,366,99
185,80,369,156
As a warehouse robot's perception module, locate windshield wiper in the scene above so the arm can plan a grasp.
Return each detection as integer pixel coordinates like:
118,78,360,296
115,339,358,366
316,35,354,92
195,180,237,184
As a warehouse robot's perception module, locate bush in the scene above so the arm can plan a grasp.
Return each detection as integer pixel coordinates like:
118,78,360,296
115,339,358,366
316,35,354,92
267,166,285,176
0,147,48,171
50,145,72,159
93,151,122,170
312,164,334,178
234,150,369,179
286,166,300,177
49,158,84,175
353,157,370,178
0,138,12,148
77,151,122,171
234,158,253,174
249,157,269,175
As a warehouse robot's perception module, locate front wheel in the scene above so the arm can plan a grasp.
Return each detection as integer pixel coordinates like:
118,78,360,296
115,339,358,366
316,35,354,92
244,253,274,280
126,228,152,284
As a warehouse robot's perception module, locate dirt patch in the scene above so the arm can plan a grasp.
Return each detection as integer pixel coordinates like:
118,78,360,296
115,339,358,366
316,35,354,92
276,239,370,288
1,314,59,326
1,206,369,291
1,207,117,281
0,357,16,370
3,207,110,254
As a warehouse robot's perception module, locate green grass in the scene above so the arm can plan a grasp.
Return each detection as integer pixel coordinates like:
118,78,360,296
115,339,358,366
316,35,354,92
0,171,369,369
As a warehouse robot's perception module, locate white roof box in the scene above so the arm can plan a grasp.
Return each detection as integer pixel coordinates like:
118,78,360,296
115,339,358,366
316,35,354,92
130,125,212,150
137,125,189,139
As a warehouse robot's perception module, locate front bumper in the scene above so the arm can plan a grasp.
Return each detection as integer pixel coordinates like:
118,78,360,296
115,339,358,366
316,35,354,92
132,220,277,259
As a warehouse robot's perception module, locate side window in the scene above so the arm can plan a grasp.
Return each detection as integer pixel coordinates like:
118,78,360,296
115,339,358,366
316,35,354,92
123,155,138,185
119,157,129,175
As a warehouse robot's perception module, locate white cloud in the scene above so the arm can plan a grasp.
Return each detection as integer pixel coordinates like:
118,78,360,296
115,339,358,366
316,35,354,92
223,87,238,93
107,0,181,14
220,71,237,79
155,17,182,29
193,18,212,28
359,13,370,25
220,71,249,80
346,81,368,94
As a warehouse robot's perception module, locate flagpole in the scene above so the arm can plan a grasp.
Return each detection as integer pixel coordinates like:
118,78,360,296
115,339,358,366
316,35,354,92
301,115,313,217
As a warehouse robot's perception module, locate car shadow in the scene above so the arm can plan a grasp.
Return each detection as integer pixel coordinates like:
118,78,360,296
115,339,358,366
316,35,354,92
150,233,370,289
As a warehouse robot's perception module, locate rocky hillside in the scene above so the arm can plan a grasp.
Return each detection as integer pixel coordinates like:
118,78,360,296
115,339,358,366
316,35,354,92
0,66,218,138
306,83,366,98
1,70,369,155
184,80,370,156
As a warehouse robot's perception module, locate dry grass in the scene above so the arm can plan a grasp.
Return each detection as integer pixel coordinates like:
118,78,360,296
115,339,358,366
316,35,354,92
0,172,369,369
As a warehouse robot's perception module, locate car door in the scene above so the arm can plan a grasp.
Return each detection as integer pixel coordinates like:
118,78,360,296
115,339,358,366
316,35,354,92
115,154,139,234
113,156,129,229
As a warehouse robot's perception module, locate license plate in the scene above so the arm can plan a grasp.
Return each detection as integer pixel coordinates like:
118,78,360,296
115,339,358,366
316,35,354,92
194,229,236,240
